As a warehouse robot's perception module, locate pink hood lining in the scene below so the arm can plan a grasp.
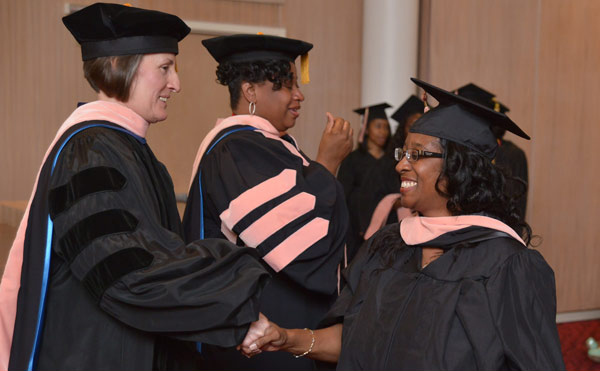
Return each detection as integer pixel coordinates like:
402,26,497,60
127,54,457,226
188,115,306,188
400,215,526,246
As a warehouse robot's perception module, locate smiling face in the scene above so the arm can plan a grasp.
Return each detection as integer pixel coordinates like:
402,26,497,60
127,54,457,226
366,118,391,149
125,53,180,123
395,132,450,217
253,63,304,133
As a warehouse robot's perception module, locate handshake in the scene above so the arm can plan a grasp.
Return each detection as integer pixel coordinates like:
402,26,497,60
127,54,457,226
237,313,290,358
237,313,342,362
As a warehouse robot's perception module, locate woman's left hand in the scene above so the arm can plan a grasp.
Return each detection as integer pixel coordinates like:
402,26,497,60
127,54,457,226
316,112,353,174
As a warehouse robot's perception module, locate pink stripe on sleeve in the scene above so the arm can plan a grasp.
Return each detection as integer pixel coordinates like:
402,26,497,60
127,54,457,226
220,222,238,243
263,217,330,272
220,168,297,228
239,192,316,247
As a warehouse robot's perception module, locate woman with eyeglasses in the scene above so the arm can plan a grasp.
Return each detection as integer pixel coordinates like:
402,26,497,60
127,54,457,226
239,78,565,371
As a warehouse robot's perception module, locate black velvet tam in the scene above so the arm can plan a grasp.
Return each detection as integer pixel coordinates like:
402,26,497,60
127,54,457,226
354,102,392,123
63,3,190,60
410,78,529,159
391,95,423,125
202,34,313,63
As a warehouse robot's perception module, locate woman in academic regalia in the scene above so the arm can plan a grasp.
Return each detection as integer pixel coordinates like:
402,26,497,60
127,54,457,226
182,34,352,370
336,103,391,260
0,4,269,371
241,78,566,371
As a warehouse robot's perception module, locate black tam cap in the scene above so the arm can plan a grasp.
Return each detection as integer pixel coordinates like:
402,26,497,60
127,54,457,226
63,3,191,61
202,34,313,83
410,78,529,159
354,102,392,123
391,95,424,125
202,34,313,63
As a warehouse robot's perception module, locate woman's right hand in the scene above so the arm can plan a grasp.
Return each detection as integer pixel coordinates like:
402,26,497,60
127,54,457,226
316,112,353,174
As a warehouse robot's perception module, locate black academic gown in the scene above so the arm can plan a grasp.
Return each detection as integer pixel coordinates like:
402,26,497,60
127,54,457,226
495,140,529,218
183,123,348,371
323,223,565,371
9,122,268,371
337,150,393,261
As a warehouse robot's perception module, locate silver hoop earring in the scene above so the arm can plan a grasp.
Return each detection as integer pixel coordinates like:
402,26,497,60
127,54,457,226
249,101,256,115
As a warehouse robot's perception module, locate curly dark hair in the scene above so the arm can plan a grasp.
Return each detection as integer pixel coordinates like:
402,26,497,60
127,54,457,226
215,59,294,110
434,138,532,244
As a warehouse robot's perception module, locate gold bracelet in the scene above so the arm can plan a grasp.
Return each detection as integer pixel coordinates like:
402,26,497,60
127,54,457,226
293,328,315,358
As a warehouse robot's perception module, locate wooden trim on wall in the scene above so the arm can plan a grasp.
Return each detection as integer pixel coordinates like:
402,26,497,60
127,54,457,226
184,19,285,36
65,0,285,14
229,0,284,4
63,3,286,36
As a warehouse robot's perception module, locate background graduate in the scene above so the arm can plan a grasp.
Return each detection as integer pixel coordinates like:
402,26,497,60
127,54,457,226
0,4,269,370
240,78,565,371
336,103,392,261
356,95,424,244
182,34,352,370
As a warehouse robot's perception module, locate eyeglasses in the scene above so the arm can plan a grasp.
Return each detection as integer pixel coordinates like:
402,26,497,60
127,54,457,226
394,148,444,162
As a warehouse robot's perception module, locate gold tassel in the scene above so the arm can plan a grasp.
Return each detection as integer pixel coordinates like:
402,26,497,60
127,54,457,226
300,53,310,84
491,97,500,112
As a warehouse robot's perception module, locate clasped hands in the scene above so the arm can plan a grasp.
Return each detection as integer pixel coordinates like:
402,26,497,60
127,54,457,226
237,313,287,358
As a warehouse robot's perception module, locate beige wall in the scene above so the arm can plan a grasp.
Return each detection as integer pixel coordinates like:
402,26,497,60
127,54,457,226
420,0,600,313
0,0,363,200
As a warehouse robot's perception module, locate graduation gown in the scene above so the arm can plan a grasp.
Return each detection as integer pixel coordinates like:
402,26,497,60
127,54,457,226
337,150,395,261
183,115,348,370
5,102,268,371
324,215,565,371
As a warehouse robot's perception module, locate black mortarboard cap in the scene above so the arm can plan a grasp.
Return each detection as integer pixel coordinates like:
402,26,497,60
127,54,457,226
354,102,392,123
455,83,495,106
391,95,424,125
410,78,529,159
63,3,191,61
455,82,511,114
